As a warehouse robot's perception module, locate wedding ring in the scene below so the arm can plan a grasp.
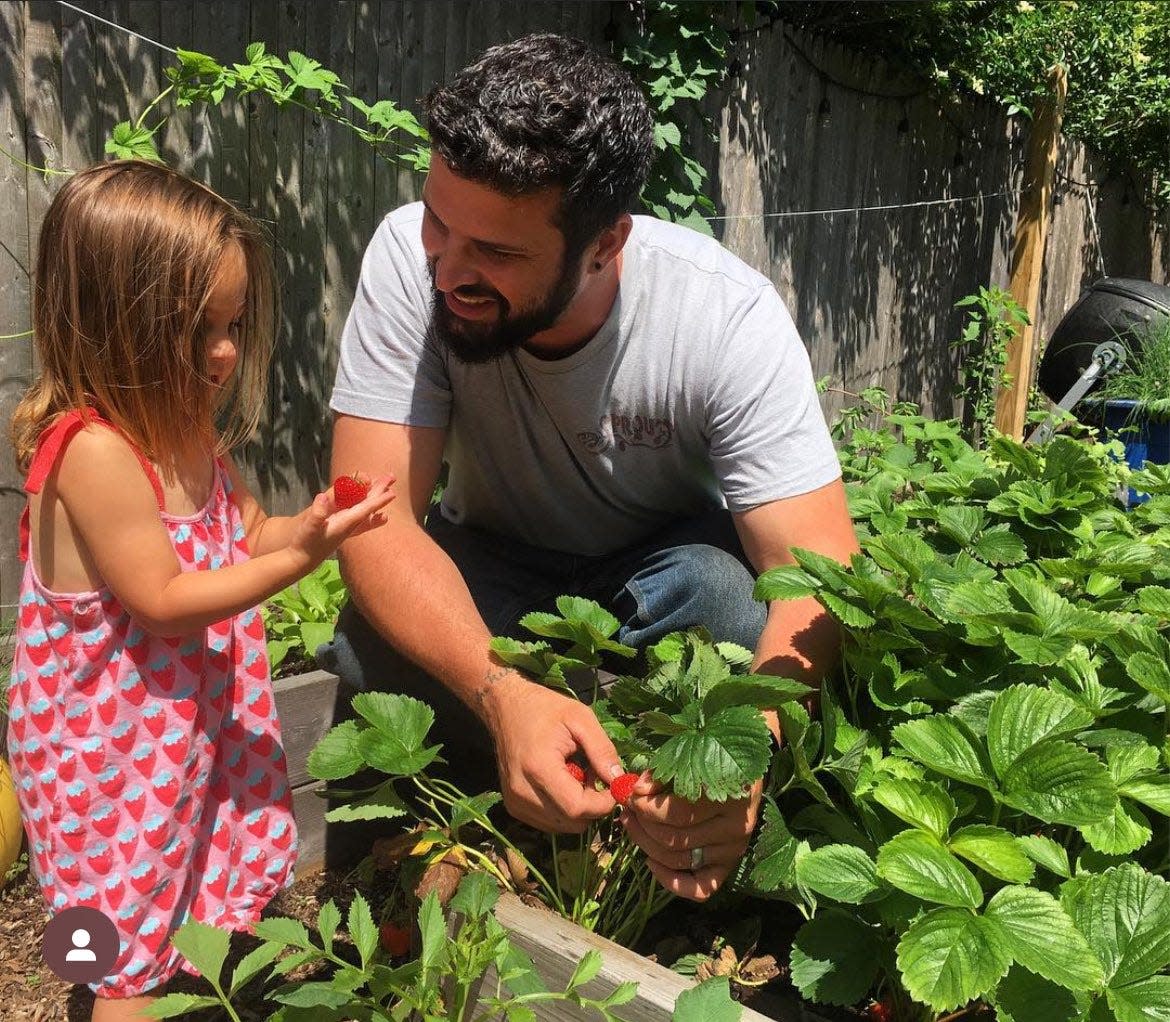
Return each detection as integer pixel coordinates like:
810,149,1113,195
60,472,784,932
690,845,705,871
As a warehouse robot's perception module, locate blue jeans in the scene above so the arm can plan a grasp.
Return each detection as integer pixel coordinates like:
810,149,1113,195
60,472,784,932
317,509,766,774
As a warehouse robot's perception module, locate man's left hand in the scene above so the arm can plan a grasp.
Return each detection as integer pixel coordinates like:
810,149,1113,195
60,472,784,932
619,776,763,901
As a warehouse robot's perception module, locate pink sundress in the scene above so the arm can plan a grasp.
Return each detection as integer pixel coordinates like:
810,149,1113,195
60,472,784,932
5,410,297,997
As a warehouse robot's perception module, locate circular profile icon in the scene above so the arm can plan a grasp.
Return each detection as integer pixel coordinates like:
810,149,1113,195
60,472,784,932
43,906,120,984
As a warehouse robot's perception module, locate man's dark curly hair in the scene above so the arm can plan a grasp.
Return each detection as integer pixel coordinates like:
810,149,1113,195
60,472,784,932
424,33,654,262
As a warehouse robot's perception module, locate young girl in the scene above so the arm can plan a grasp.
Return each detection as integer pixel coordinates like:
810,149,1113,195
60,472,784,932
5,159,394,1019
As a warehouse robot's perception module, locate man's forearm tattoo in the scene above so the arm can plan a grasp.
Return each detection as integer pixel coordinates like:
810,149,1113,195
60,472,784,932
474,664,509,707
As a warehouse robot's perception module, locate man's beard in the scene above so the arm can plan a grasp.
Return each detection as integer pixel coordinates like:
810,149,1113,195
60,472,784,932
428,258,581,364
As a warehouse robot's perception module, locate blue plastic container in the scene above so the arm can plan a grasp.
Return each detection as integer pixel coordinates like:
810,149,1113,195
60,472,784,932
1097,399,1170,506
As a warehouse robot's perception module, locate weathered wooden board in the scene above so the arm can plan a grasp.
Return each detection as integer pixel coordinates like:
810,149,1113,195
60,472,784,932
490,892,780,1022
272,667,340,873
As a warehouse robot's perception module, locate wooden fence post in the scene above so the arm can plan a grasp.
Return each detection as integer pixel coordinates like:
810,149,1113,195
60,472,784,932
995,64,1068,440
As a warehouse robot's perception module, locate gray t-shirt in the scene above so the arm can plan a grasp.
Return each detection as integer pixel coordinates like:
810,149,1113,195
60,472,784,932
331,203,841,556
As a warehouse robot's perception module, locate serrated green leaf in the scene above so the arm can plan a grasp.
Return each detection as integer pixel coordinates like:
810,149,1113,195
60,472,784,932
795,844,881,904
139,993,223,1018
253,916,314,950
317,900,341,953
1136,586,1170,617
893,716,990,787
306,719,366,780
672,976,741,1022
876,829,983,908
897,907,1011,1012
566,949,603,992
701,674,811,716
229,940,285,996
1063,864,1170,987
348,893,377,970
936,505,984,545
789,909,881,1006
993,966,1082,1022
170,920,230,986
1120,776,1170,816
973,528,1029,565
1003,630,1077,666
871,777,957,839
999,741,1116,826
754,565,819,601
746,799,801,892
1082,800,1152,855
651,704,771,801
1127,653,1170,703
450,871,499,919
1107,975,1170,1022
948,826,1035,884
1017,834,1071,878
418,891,447,973
986,886,1104,990
352,695,440,776
987,685,1096,779
324,779,408,823
271,982,353,1009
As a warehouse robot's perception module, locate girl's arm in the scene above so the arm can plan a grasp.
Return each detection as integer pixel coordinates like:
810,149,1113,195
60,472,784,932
219,450,320,557
55,428,393,636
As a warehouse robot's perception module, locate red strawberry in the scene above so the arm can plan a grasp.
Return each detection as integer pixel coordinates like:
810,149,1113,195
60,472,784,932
143,705,166,739
111,722,137,754
30,702,54,734
86,843,113,875
379,922,411,957
243,612,265,641
272,820,294,851
246,687,272,718
155,881,177,913
117,829,138,861
81,742,105,774
248,772,272,801
65,703,92,738
609,772,640,807
247,730,275,759
98,766,126,799
246,810,268,839
96,690,117,728
124,786,146,821
92,806,119,839
104,874,125,910
77,885,101,910
55,856,81,884
153,772,180,807
333,473,370,510
867,999,894,1022
58,750,78,783
206,865,229,899
174,697,198,722
66,783,90,815
23,740,47,772
61,826,86,854
566,761,587,785
144,816,170,850
162,838,188,870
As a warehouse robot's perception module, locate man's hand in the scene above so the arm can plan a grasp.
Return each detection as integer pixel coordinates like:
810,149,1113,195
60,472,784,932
483,677,625,833
619,775,763,901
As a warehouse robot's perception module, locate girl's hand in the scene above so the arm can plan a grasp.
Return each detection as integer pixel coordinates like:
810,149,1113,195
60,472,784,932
289,475,396,566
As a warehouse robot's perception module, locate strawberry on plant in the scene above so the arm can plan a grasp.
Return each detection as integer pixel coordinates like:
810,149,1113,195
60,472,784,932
609,772,639,806
333,474,370,510
566,761,587,785
379,920,411,957
866,997,893,1022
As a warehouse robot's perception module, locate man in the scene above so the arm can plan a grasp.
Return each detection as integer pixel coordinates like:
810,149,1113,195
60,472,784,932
323,33,859,901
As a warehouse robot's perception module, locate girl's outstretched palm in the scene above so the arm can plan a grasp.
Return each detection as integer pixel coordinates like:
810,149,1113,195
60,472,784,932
291,476,396,565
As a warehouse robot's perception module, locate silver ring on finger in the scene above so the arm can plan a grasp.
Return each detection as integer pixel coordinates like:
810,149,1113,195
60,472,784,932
690,845,705,871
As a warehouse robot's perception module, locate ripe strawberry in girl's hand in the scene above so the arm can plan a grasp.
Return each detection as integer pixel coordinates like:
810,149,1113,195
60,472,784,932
333,474,370,510
609,772,640,806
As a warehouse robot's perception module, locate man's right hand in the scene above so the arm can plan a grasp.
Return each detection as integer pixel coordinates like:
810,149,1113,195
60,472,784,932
481,675,623,833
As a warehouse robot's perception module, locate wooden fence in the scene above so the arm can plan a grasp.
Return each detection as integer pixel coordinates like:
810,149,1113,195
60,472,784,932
0,0,1166,609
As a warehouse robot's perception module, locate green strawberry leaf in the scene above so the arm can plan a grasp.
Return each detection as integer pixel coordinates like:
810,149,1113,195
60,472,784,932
789,909,881,1006
139,994,223,1017
897,907,1012,1012
746,800,802,893
985,886,1104,990
1119,777,1170,816
1017,834,1072,878
948,825,1035,884
876,829,983,909
650,704,771,801
871,777,957,839
754,565,819,601
672,977,742,1022
795,844,881,904
893,716,991,788
229,940,285,996
1136,586,1170,617
700,674,812,716
999,741,1116,826
306,719,366,780
324,780,408,823
1107,975,1170,1022
993,966,1083,1022
1062,864,1170,987
348,894,378,971
169,921,229,989
1126,653,1170,703
986,685,1095,780
1081,801,1152,856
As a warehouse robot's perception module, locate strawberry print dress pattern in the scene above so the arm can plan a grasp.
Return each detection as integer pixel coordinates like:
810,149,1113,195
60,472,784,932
5,411,297,997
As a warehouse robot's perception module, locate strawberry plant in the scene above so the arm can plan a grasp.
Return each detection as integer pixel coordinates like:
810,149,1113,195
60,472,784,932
263,559,347,676
742,397,1170,1021
140,870,742,1021
488,598,810,944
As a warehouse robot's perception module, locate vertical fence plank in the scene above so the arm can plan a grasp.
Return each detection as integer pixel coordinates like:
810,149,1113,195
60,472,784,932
0,2,31,613
373,0,403,220
60,0,97,170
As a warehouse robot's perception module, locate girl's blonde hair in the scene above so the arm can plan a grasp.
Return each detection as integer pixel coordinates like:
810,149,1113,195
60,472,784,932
11,159,276,477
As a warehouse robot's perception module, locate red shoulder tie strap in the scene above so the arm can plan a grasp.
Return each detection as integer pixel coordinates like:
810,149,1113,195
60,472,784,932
19,409,166,561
